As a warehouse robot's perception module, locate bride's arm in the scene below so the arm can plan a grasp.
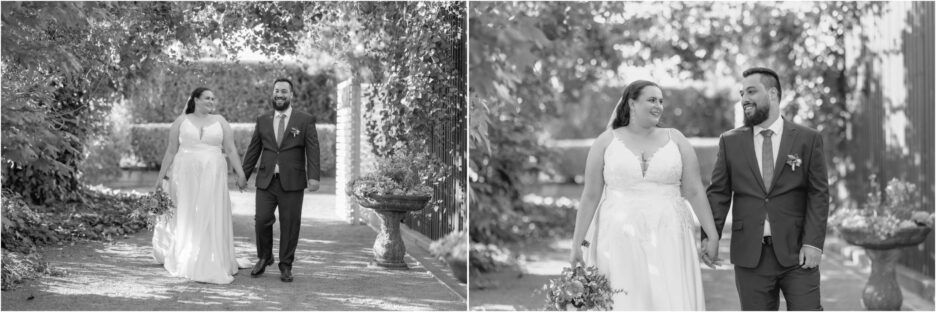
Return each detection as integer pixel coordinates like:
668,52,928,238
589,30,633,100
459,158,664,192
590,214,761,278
672,129,719,240
570,130,613,256
155,116,185,186
219,116,247,180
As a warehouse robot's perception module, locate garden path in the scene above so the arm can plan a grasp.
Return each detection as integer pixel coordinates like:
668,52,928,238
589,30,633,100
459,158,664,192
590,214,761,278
2,179,465,311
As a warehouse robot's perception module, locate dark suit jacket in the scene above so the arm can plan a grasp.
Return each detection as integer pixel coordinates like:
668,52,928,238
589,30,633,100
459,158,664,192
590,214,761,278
242,110,320,192
705,119,830,268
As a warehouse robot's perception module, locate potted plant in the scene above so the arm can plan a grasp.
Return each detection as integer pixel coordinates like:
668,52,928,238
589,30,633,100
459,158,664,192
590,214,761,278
830,175,934,310
430,230,468,283
346,151,443,269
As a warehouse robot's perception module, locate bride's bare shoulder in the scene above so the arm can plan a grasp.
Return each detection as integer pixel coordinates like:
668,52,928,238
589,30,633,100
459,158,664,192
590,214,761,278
592,129,615,149
171,115,187,127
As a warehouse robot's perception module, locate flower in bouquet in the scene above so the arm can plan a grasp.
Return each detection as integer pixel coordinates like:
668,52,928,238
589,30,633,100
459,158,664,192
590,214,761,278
543,265,623,311
131,188,175,230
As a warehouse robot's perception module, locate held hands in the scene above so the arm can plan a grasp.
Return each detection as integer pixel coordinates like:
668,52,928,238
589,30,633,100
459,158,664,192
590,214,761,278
235,174,247,191
307,179,320,192
700,237,723,269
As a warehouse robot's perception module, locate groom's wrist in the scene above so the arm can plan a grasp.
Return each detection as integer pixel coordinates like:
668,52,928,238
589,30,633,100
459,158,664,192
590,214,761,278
803,244,823,253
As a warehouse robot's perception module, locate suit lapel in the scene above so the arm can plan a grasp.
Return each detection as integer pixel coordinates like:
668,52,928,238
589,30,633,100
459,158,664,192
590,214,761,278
769,120,799,194
261,114,277,150
742,127,768,194
280,113,302,149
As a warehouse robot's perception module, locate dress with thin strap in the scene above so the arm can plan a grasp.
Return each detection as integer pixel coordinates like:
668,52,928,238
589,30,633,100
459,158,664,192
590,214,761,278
583,128,705,310
154,118,251,284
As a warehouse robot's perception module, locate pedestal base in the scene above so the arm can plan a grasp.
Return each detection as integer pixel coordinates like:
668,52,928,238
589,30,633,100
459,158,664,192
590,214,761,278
862,248,903,310
370,210,410,270
368,260,410,270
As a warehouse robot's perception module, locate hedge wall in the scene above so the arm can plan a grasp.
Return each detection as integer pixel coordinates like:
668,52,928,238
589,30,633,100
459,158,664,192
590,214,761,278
129,123,337,177
549,137,719,186
545,86,735,140
127,60,337,124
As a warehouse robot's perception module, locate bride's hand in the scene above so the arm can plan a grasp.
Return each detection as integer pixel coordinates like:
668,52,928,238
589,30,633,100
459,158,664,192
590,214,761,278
570,247,584,267
702,237,721,268
236,175,247,190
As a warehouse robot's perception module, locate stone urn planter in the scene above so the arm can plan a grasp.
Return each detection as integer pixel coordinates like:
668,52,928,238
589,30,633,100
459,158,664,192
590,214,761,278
354,193,431,270
838,225,932,310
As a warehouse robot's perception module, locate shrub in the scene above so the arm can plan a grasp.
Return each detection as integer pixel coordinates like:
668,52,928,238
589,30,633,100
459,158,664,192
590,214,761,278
1,186,147,290
1,251,64,291
346,151,444,198
127,60,338,124
128,123,337,176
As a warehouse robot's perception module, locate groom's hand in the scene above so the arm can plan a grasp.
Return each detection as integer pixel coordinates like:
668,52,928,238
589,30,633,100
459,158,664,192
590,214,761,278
800,246,822,269
307,179,320,192
700,238,716,268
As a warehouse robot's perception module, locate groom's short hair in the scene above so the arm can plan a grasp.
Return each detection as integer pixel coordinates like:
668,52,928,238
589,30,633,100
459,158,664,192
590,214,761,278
273,78,294,93
743,67,782,100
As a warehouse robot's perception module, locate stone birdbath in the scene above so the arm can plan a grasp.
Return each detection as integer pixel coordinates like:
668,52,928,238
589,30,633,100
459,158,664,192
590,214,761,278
354,193,432,269
839,225,932,310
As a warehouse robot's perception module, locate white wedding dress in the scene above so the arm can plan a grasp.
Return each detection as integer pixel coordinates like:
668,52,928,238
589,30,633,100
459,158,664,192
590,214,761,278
153,118,250,284
583,129,705,310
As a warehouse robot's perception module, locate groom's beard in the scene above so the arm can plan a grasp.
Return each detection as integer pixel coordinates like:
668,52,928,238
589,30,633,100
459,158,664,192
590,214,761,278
272,98,291,111
743,103,770,127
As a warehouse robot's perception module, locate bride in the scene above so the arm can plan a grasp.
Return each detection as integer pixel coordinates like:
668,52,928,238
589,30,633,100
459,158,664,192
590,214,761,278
153,87,251,284
569,80,722,310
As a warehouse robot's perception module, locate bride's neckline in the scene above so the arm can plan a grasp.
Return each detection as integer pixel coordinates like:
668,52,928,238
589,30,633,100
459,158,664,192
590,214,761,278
611,128,672,159
183,116,220,130
183,117,220,141
611,128,674,178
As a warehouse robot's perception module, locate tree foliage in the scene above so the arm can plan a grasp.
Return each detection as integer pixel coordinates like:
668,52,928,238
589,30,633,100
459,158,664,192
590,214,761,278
2,2,334,203
469,2,882,244
3,1,466,205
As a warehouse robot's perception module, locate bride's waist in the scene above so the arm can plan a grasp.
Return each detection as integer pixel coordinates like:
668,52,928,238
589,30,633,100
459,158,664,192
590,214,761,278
604,185,682,198
178,146,223,154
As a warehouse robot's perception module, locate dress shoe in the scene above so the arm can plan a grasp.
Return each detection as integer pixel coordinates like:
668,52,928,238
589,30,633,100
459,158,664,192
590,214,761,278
251,258,274,277
280,267,293,282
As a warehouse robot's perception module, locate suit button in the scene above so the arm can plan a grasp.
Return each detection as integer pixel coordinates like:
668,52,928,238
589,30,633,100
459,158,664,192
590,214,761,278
765,198,770,203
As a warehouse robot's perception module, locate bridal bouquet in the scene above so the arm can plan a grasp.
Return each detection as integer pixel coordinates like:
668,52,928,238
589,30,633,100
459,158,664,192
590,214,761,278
131,188,175,230
543,265,622,311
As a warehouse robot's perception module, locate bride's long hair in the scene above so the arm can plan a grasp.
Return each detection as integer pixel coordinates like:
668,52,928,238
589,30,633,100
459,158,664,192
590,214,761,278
607,80,660,129
183,87,211,115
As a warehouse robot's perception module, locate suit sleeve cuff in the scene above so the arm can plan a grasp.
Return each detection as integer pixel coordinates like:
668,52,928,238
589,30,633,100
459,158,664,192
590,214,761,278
803,244,823,253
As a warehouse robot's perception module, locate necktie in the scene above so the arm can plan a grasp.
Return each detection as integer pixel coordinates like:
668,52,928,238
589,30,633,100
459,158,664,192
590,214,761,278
761,129,774,190
276,114,286,146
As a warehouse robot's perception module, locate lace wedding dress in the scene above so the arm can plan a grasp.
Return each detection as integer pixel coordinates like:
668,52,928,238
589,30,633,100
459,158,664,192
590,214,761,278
583,129,705,310
153,118,250,284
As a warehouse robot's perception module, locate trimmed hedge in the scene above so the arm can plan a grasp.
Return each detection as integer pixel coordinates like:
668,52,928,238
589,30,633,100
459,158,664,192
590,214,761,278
546,86,736,140
549,137,719,186
129,123,337,177
127,59,338,124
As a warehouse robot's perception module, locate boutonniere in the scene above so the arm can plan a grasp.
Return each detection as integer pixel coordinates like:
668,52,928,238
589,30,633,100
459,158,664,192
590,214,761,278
290,127,300,137
786,154,803,171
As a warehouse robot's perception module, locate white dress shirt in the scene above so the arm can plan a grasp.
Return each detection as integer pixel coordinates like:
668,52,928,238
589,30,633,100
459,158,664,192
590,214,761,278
273,106,293,174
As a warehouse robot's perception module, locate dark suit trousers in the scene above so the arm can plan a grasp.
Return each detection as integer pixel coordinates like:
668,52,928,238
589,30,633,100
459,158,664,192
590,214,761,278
735,243,822,310
255,175,304,270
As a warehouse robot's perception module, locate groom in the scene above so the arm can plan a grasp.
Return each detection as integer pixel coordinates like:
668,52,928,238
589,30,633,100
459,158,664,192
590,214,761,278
242,78,321,282
704,67,829,310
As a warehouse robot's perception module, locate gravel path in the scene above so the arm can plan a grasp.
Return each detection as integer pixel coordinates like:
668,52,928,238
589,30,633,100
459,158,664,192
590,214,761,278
2,189,465,311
